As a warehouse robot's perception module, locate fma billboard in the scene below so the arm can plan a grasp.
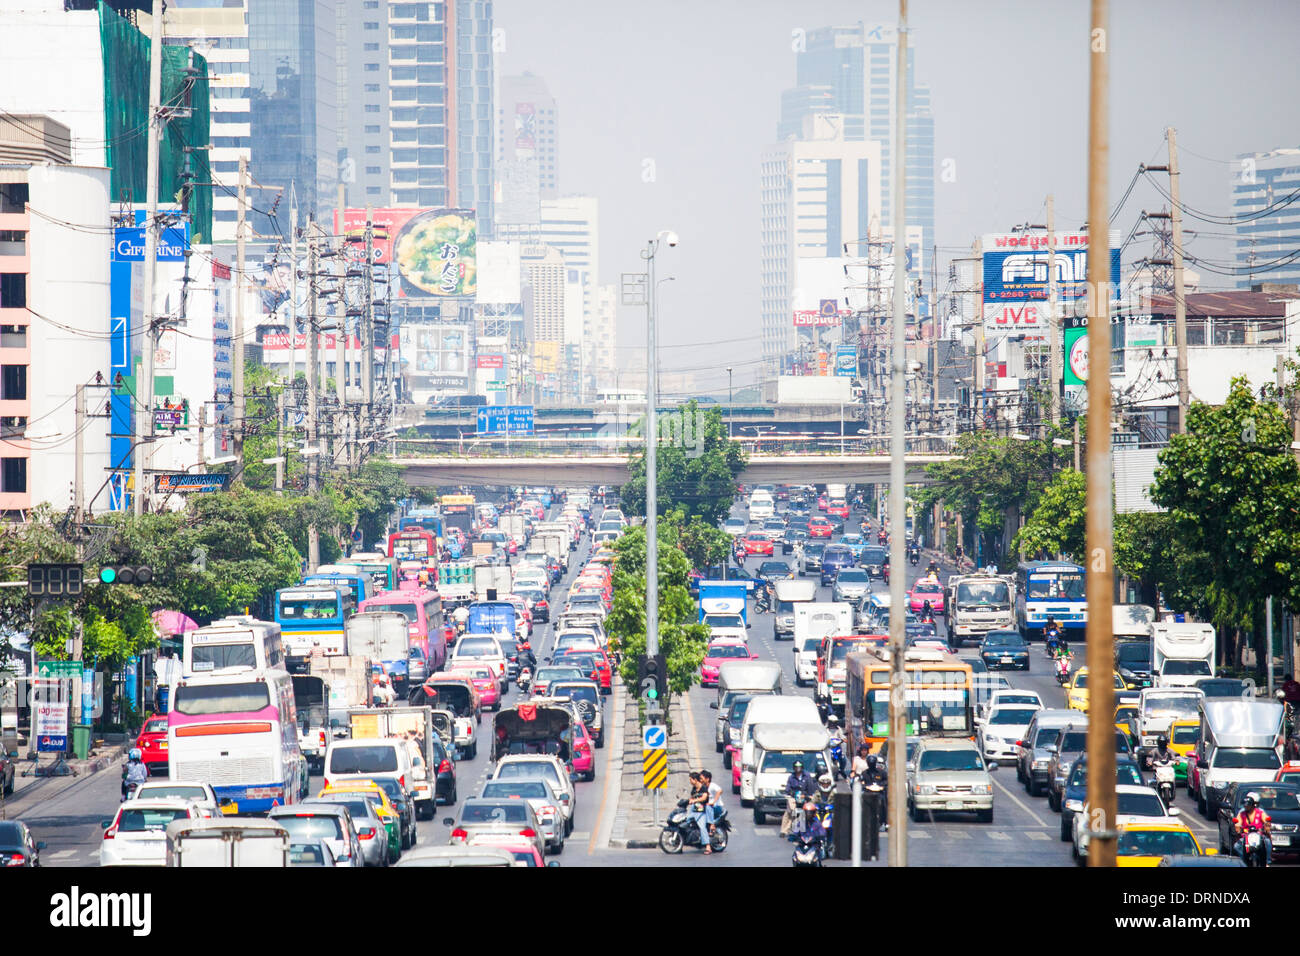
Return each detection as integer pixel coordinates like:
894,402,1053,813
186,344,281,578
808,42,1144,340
981,232,1120,336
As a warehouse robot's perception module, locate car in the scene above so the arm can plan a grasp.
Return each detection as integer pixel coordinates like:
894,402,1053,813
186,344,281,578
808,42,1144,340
781,527,808,555
700,639,759,686
1166,718,1200,781
0,747,14,796
100,799,204,867
531,665,585,697
131,780,224,818
1058,754,1146,840
907,738,995,823
826,500,850,520
723,517,747,536
316,784,403,862
133,713,170,776
1215,781,1300,856
979,630,1030,670
801,543,826,573
446,798,547,859
492,755,577,834
480,778,567,853
358,776,419,850
793,636,821,687
549,680,605,747
1193,676,1256,699
908,579,946,615
566,712,598,781
740,533,775,556
288,840,339,867
1016,710,1086,797
977,706,1042,766
831,567,872,604
762,517,787,535
977,689,1044,722
835,533,867,559
816,494,829,512
1047,727,1135,811
859,546,888,579
1072,783,1179,862
0,820,45,867
553,647,613,693
755,560,794,582
297,797,390,866
1275,761,1300,786
702,611,748,644
807,517,833,539
1066,666,1127,713
396,845,523,867
1116,822,1208,866
447,664,501,711
268,804,365,868
515,587,551,622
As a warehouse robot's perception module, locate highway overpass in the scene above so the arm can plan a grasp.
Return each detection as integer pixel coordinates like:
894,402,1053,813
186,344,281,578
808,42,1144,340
392,453,955,488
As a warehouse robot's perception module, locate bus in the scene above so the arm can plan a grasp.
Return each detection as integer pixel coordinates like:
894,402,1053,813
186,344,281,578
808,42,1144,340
273,587,356,670
321,558,397,594
387,529,438,566
844,646,975,756
183,617,286,677
399,509,444,539
1015,561,1087,640
302,571,373,607
359,588,450,672
167,668,309,813
439,494,476,538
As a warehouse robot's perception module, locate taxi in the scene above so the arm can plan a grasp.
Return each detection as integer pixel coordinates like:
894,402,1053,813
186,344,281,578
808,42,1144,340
1167,718,1200,782
1115,821,1211,866
807,517,834,539
1114,703,1140,747
319,781,403,862
826,500,850,520
134,714,170,776
1066,666,1126,714
908,577,945,615
741,533,775,556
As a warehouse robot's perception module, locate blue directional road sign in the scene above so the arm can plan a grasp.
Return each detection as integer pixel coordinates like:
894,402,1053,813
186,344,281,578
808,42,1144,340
642,725,667,750
476,404,535,436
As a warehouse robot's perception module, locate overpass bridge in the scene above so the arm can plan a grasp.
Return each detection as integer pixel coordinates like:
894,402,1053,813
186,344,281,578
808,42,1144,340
392,453,955,488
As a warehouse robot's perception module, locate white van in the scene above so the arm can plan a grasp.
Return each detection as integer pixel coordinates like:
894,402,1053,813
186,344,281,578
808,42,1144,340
323,738,415,793
748,491,775,522
739,695,822,803
749,722,832,825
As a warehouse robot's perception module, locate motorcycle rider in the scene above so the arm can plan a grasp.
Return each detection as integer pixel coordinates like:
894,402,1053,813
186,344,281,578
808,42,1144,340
852,751,888,831
122,747,148,799
781,759,818,836
1149,735,1176,778
1281,673,1300,709
920,600,935,625
1044,617,1063,653
926,559,939,576
685,772,712,853
1232,792,1273,866
702,770,724,848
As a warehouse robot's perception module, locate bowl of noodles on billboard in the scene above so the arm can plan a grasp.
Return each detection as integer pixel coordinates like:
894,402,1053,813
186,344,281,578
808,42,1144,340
392,208,477,297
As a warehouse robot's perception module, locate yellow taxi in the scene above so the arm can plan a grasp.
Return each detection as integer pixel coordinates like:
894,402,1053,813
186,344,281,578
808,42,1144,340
1066,667,1126,713
1167,718,1200,782
1115,821,1212,866
1114,703,1140,743
319,781,403,861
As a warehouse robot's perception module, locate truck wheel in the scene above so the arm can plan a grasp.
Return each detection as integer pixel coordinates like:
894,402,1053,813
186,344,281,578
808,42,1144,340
753,807,766,825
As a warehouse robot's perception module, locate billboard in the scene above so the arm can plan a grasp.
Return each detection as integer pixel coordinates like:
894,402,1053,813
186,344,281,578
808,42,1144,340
405,324,470,392
514,102,536,150
260,332,399,365
835,345,857,377
792,257,852,327
981,231,1121,336
495,158,541,226
336,208,477,298
477,241,522,305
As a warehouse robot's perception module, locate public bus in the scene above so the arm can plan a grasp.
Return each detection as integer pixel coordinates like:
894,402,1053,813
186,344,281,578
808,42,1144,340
844,646,975,756
302,571,373,608
273,586,356,670
1015,561,1087,640
183,617,286,677
322,557,397,594
399,509,444,539
386,530,439,583
439,494,477,538
167,668,309,813
359,588,450,672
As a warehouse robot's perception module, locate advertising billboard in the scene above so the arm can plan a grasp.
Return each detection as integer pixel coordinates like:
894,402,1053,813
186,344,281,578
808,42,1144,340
835,345,857,377
981,231,1121,336
495,158,541,226
336,208,477,298
405,324,470,392
792,257,852,327
514,102,536,150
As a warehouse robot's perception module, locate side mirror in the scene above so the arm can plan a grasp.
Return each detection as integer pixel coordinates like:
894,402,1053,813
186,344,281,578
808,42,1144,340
441,817,455,827
36,841,47,850
546,860,561,867
1046,745,1058,754
1204,847,1219,856
709,701,719,710
101,820,112,830
1197,758,1208,769
1168,807,1181,816
986,762,998,772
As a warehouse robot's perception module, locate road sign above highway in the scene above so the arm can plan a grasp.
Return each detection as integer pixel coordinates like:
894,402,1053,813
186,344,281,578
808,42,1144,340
643,725,666,749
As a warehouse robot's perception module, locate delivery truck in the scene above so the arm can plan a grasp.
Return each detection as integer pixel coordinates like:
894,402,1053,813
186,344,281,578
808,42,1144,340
345,611,412,692
292,674,330,772
347,705,440,819
474,564,514,602
165,819,291,867
1152,621,1216,688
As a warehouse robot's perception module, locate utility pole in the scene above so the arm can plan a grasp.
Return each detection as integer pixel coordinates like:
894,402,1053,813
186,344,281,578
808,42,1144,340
288,182,298,394
974,239,985,431
1047,194,1061,427
363,206,375,431
645,247,660,660
198,403,206,468
306,218,321,571
275,390,285,491
234,155,248,460
1167,128,1190,433
134,0,165,518
1084,0,1117,869
887,0,909,868
73,384,85,524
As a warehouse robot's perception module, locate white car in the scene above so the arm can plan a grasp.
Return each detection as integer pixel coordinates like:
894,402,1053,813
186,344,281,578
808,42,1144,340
131,780,224,818
703,612,748,644
1071,784,1178,863
977,706,1042,765
723,518,746,536
491,755,577,835
979,689,1045,722
100,799,205,867
793,636,820,687
449,635,508,688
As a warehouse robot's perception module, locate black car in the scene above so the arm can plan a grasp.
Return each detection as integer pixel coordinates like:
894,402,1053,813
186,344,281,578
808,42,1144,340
819,545,856,586
859,546,888,579
1115,638,1153,689
979,630,1030,670
756,560,794,583
0,821,43,867
1194,677,1254,699
430,733,458,805
782,526,809,555
1058,754,1145,841
1216,781,1300,855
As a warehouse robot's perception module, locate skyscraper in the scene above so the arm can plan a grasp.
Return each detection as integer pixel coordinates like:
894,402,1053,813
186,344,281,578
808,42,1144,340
1232,148,1300,288
498,72,559,200
454,0,495,235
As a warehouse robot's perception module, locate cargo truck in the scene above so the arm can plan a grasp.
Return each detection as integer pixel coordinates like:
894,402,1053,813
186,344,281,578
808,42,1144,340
474,564,514,602
292,674,330,772
345,611,412,693
1152,622,1216,688
165,819,291,867
347,705,440,818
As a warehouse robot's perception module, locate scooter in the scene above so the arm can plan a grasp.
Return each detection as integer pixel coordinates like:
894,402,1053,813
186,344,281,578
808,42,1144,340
909,549,919,567
516,667,532,693
1241,829,1269,867
1153,762,1176,806
658,800,731,854
1054,655,1072,686
789,801,833,867
827,717,846,777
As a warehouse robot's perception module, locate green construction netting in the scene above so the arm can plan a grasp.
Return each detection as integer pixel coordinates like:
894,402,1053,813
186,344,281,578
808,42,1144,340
99,2,213,243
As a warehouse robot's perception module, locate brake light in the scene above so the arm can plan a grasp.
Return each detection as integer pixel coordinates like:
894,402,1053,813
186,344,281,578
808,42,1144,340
358,827,376,839
319,731,327,748
103,825,117,840
520,828,537,838
6,853,26,866
451,828,468,841
438,759,452,774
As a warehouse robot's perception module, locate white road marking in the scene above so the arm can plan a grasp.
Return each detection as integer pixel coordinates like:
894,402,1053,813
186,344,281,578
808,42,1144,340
47,849,78,861
988,830,1012,840
992,775,1049,828
910,829,932,839
1025,830,1051,840
944,828,972,839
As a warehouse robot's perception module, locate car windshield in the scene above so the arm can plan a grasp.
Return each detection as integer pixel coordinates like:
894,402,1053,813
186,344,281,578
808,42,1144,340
1171,724,1199,745
173,682,270,716
275,814,344,841
759,750,828,774
804,544,824,556
1142,694,1201,719
705,614,745,629
707,644,751,659
917,749,983,772
1214,750,1281,771
460,803,530,825
483,781,548,800
1117,792,1166,816
1162,659,1211,676
143,718,169,734
1058,731,1087,752
117,808,191,831
1070,761,1143,787
495,762,561,789
993,694,1039,708
1027,572,1085,600
825,548,852,560
1248,787,1300,810
989,709,1038,726
913,583,941,594
328,745,399,774
957,581,1010,605
537,667,584,681
1118,829,1199,857
837,570,869,583
1035,726,1074,747
728,697,753,726
760,563,791,575
800,638,820,653
1117,643,1150,665
983,632,1023,648
138,785,208,801
552,684,598,706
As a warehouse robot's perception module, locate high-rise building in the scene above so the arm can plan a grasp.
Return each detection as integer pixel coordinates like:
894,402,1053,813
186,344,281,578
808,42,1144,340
454,0,495,235
1232,148,1300,288
760,114,881,375
248,0,337,235
778,24,934,277
592,284,617,392
497,72,558,200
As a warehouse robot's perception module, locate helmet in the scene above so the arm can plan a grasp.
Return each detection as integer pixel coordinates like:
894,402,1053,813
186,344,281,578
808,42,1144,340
1245,791,1260,806
129,748,142,761
792,759,804,770
866,754,878,770
817,773,833,790
1157,736,1169,750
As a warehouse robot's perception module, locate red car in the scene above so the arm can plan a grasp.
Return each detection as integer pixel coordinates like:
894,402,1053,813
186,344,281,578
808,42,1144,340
817,494,829,512
807,518,834,539
554,648,613,694
569,717,596,781
741,533,775,556
700,639,758,687
908,578,946,614
134,713,170,776
827,500,850,520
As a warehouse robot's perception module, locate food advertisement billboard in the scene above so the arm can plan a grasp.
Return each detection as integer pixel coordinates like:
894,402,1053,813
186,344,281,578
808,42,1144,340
336,208,477,298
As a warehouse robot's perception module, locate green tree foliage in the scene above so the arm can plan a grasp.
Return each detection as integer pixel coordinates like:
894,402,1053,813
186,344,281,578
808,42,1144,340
1012,469,1086,560
621,402,747,527
668,512,732,571
604,525,709,716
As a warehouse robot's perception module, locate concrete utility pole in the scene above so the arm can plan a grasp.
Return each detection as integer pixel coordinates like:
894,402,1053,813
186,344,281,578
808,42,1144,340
306,218,321,572
1084,0,1117,869
134,0,165,517
1047,194,1061,427
234,155,248,459
974,239,985,430
887,0,909,868
363,206,375,428
288,182,298,393
73,384,85,524
275,389,285,492
1167,127,1191,433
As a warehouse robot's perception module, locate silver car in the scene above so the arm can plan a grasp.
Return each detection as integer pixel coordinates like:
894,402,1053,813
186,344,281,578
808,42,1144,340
446,798,547,859
268,803,365,868
832,568,872,605
907,738,995,823
480,778,566,853
297,796,391,866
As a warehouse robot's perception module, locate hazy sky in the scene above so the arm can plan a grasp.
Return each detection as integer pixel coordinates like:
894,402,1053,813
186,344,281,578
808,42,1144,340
495,0,1300,395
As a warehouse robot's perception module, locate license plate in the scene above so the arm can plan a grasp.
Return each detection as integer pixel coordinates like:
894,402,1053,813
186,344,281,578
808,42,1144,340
946,800,964,810
1276,835,1291,847
159,741,168,749
1001,656,1014,664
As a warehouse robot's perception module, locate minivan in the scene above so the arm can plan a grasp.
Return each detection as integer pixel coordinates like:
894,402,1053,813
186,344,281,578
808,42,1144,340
324,738,415,796
1015,709,1086,797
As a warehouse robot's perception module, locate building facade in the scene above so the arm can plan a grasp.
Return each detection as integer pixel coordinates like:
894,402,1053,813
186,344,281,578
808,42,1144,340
497,72,558,200
1232,148,1300,289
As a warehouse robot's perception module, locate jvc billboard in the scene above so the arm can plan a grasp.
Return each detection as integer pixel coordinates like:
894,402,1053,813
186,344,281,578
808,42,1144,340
981,232,1120,337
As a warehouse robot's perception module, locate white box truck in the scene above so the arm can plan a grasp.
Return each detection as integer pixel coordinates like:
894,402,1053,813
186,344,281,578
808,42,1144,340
474,564,514,601
794,603,853,702
348,705,439,819
165,819,291,867
1152,622,1215,687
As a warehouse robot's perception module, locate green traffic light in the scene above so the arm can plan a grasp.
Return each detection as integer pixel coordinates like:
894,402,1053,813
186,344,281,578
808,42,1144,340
647,688,658,699
99,567,116,584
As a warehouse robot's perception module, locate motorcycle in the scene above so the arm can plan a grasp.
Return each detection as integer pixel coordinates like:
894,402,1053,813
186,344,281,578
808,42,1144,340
516,667,533,693
1054,655,1072,686
789,801,833,868
659,799,731,854
754,586,773,614
1044,631,1063,658
1241,829,1269,868
827,718,846,777
908,549,919,567
1153,761,1176,805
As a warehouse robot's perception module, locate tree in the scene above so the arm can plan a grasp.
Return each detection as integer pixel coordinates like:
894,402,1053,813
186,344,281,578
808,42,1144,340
1012,469,1086,560
668,512,732,571
621,402,747,527
603,525,709,719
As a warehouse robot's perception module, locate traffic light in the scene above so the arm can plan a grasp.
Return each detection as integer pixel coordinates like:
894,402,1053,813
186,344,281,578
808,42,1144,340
27,563,83,596
637,653,667,704
98,565,153,586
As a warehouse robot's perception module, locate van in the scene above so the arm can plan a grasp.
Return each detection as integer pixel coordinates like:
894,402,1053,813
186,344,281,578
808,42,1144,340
749,722,832,825
712,661,782,752
1015,709,1087,797
323,737,415,793
748,491,775,522
1193,699,1285,817
739,695,822,803
772,579,818,640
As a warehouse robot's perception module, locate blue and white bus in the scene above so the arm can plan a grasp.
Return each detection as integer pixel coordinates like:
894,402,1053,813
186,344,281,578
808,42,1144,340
1015,561,1087,640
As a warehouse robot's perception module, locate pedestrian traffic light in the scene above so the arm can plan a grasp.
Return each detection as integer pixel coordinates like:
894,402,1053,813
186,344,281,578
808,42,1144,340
98,565,153,586
27,563,83,596
638,653,667,703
